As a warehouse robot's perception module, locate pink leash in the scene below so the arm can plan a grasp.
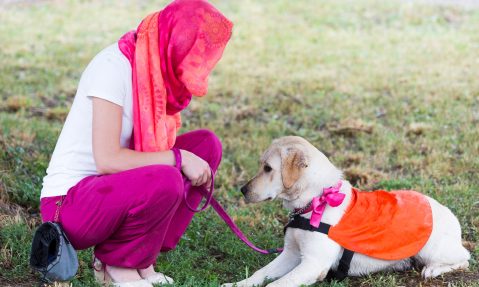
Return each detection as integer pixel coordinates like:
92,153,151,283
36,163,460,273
183,171,283,254
209,197,283,254
173,148,282,254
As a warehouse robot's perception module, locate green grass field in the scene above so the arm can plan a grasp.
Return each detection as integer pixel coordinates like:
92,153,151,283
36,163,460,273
0,0,478,286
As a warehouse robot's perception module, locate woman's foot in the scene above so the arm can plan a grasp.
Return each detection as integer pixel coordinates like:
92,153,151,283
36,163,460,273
93,257,153,286
138,265,174,284
106,265,144,282
137,265,156,279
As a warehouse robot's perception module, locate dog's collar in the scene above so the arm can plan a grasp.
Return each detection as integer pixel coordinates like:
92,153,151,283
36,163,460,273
289,181,345,227
289,201,313,219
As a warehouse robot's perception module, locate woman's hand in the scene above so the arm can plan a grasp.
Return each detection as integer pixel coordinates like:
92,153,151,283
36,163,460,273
180,150,211,187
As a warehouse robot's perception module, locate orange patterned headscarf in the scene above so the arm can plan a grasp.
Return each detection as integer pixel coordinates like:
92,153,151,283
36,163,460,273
119,0,233,152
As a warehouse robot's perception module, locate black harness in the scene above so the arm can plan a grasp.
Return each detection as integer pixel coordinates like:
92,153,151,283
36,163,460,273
284,215,354,281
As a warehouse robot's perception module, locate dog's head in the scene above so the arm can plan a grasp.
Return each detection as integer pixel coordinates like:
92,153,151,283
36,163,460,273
241,136,342,206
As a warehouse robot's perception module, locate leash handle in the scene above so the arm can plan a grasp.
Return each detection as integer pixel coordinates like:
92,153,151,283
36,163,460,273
174,148,213,213
183,167,215,213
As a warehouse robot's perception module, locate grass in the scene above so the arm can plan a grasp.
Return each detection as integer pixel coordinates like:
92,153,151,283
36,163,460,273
0,0,478,286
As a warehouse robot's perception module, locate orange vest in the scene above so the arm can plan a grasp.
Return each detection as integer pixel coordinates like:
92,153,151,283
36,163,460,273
328,189,433,260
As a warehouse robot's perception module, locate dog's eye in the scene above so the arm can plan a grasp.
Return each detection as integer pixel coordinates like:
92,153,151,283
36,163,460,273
264,165,272,173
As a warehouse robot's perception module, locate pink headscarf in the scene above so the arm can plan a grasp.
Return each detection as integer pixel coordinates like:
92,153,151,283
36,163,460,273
118,0,233,152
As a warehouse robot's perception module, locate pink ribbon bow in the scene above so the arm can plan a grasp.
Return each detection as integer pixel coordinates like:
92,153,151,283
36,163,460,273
309,181,345,228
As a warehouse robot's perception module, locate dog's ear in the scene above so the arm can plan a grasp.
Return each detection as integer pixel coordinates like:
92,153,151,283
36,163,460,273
281,147,308,189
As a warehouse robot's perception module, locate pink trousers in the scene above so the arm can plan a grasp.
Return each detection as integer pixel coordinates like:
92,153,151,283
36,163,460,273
40,129,222,269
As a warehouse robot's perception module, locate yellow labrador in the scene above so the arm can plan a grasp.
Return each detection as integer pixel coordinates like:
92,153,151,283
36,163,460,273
223,136,470,287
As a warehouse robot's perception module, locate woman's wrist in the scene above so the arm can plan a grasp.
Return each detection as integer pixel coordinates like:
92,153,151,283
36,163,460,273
179,149,190,169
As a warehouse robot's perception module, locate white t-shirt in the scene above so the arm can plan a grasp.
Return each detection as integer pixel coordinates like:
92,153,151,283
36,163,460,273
40,44,133,198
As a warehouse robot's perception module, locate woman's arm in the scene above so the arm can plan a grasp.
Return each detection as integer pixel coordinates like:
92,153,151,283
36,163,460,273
92,97,211,186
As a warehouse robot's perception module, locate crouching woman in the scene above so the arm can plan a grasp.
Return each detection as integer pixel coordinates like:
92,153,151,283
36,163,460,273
39,1,232,286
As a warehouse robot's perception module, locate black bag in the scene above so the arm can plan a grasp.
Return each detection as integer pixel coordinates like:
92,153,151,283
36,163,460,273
30,197,78,282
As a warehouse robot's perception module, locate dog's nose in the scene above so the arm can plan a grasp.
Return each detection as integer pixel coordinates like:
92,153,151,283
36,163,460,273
240,185,248,195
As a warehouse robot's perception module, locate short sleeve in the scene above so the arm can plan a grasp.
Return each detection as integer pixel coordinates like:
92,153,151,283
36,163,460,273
84,50,128,107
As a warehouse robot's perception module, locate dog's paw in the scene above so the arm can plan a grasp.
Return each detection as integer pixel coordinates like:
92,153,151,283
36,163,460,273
421,262,469,278
221,283,235,287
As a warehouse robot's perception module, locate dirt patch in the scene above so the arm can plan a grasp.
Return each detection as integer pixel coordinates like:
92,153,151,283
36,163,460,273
350,269,479,287
327,119,375,137
343,167,386,187
342,153,363,166
0,275,40,287
462,240,477,252
406,122,431,136
0,275,72,287
0,183,40,228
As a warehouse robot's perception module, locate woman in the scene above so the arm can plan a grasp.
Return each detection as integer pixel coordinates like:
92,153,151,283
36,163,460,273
39,0,233,286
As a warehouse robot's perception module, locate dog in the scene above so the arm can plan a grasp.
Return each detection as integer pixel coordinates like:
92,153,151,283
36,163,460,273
222,136,470,287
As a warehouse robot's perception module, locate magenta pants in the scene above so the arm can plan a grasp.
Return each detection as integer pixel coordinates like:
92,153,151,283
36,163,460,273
40,129,222,269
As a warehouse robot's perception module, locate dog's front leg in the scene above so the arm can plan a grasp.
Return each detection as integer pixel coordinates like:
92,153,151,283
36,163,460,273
222,236,300,287
266,234,341,287
223,249,300,287
264,257,330,287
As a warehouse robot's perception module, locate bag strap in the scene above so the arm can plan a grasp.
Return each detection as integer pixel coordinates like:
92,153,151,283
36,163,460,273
54,195,65,223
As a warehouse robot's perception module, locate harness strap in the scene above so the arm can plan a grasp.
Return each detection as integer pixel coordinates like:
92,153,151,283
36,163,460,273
325,248,354,281
284,215,331,234
284,215,354,282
